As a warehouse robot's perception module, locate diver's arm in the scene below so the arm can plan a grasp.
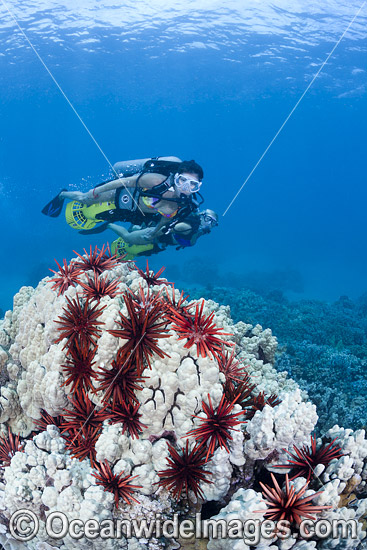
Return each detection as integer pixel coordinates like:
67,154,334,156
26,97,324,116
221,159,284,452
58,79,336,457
85,174,139,199
173,222,200,246
172,222,192,233
147,216,173,237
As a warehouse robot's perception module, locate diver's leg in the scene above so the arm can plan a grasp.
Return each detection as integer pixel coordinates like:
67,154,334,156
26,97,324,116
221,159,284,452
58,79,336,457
60,190,87,202
107,223,131,239
60,189,115,205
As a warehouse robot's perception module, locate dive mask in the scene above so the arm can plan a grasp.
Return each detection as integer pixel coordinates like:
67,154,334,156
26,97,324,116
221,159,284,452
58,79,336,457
201,213,218,227
174,174,202,194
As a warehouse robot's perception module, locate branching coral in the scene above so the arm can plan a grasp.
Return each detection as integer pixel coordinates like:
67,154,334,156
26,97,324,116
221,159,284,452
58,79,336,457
2,246,358,550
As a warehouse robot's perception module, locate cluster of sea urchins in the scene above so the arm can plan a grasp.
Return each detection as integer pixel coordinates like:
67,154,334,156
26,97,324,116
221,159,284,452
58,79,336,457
0,246,342,534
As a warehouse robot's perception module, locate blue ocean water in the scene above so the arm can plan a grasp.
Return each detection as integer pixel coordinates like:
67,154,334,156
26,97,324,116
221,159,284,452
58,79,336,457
0,0,366,312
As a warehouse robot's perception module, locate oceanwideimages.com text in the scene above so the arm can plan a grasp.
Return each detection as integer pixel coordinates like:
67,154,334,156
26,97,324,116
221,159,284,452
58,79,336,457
9,510,359,543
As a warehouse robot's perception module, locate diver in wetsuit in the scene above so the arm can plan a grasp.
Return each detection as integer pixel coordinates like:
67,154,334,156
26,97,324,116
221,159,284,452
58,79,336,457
109,209,219,260
42,157,205,236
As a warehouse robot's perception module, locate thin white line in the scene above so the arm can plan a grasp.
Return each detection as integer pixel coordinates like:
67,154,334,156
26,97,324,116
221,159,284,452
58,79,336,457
1,0,144,215
222,1,366,217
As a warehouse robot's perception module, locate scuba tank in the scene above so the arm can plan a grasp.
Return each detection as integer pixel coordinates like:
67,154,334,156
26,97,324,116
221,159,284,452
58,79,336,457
112,158,151,177
65,158,201,231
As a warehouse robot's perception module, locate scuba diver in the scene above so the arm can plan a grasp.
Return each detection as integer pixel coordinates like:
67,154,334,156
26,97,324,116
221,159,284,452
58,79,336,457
42,156,205,235
109,209,219,260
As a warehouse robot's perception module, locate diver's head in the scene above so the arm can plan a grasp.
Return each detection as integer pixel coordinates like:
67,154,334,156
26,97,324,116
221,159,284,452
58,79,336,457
174,160,204,195
199,209,218,230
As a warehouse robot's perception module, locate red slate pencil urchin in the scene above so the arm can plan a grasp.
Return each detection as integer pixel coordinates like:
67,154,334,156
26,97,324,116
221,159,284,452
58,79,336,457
136,260,171,287
98,401,147,439
79,271,121,302
164,284,193,320
74,244,120,275
92,461,141,508
49,258,83,296
34,410,63,432
94,348,145,407
223,377,256,408
243,392,282,420
54,295,106,349
64,425,100,467
273,434,343,481
170,300,233,359
60,389,103,434
61,341,98,394
256,473,332,528
187,394,246,460
217,349,249,388
0,428,24,467
108,291,170,373
157,440,212,500
127,285,164,315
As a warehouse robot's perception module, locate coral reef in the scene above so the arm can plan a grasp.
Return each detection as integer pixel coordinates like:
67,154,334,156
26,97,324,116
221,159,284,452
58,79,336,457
0,251,366,550
188,286,367,432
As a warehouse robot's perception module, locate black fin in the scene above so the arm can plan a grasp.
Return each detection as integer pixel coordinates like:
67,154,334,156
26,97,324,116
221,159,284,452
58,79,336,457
78,222,109,235
41,189,67,218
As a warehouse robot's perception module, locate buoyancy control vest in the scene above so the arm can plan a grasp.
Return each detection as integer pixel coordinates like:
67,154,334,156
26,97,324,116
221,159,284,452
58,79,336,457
67,158,204,231
104,158,203,223
159,213,206,248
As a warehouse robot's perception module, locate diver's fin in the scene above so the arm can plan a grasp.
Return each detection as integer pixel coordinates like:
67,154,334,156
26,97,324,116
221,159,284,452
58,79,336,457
41,189,67,218
78,222,109,235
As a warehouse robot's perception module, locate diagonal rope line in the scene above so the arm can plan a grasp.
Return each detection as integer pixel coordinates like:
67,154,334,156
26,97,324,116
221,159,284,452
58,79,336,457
222,1,366,217
0,0,145,216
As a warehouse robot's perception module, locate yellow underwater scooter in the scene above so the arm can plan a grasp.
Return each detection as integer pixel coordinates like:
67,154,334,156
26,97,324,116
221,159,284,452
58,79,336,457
65,200,116,231
65,200,155,260
110,237,155,261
